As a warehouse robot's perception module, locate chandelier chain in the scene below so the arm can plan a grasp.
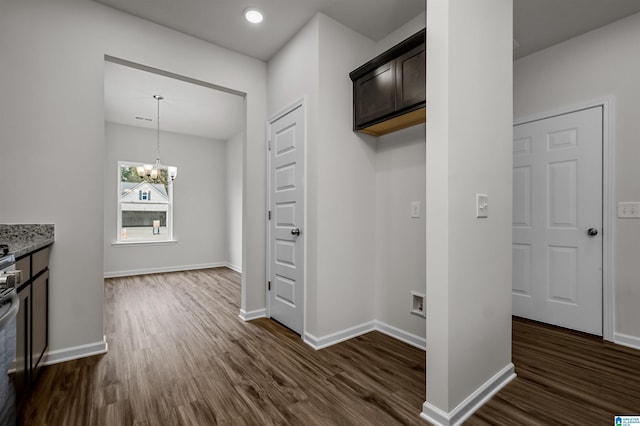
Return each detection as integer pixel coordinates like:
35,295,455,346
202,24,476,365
156,95,162,163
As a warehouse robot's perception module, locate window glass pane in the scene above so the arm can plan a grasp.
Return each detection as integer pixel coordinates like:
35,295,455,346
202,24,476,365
118,162,175,242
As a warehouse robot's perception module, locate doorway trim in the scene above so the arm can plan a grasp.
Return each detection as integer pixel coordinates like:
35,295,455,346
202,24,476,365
265,97,307,337
514,97,613,342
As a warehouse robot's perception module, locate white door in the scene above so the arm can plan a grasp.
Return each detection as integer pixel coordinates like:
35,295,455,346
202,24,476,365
512,106,602,335
268,103,305,335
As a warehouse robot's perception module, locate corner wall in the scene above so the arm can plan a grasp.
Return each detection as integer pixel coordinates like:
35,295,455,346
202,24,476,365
373,12,427,344
514,11,640,347
267,15,321,334
267,11,429,345
0,0,266,358
315,13,378,336
267,13,379,339
375,125,426,340
226,132,243,272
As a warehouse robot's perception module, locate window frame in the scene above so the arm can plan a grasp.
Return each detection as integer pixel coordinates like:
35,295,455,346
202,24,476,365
115,160,176,245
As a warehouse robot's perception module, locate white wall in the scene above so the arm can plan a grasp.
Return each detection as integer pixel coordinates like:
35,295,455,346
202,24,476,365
375,11,426,54
374,13,427,341
226,131,243,272
315,14,378,336
375,125,426,338
0,0,266,357
103,123,227,276
514,12,640,345
424,0,513,422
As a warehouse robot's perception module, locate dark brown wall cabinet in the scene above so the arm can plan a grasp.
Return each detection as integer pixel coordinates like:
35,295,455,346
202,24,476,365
350,29,425,136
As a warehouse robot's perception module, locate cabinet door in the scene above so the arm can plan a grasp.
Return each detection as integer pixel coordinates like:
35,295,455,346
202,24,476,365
31,271,47,377
15,285,29,398
395,45,426,111
354,61,396,127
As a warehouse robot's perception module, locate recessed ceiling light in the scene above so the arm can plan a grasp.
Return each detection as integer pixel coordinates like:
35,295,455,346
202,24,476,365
244,7,263,24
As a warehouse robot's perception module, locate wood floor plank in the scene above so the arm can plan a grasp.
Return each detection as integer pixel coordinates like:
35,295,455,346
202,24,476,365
19,269,640,425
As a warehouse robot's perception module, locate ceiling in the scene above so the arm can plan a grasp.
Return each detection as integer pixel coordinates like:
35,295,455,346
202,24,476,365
94,0,640,63
95,0,426,62
513,0,640,59
101,0,640,139
104,61,243,141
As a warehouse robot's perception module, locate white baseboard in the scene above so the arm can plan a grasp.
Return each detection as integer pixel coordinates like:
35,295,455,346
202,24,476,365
614,332,640,350
304,321,376,350
104,262,227,278
225,262,242,273
303,320,425,351
43,336,108,366
375,321,426,350
239,308,267,321
421,363,516,426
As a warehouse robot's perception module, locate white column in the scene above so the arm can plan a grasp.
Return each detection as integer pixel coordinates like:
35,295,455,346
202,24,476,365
423,1,515,424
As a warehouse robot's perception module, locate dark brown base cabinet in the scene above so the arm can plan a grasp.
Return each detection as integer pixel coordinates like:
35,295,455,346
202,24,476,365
350,29,426,136
14,246,49,409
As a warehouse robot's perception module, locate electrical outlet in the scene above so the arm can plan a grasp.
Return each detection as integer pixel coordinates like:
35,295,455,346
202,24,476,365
411,291,426,318
618,202,640,218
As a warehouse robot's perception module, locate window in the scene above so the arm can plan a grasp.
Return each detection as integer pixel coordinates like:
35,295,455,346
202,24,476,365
117,161,176,243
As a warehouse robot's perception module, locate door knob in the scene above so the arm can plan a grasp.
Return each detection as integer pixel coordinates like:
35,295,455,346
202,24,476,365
291,228,301,236
587,228,598,236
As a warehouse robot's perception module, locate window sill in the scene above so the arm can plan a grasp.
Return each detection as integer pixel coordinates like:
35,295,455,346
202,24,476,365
112,239,178,247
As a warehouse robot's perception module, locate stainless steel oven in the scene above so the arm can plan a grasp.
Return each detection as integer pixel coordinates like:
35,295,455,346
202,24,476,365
0,254,19,425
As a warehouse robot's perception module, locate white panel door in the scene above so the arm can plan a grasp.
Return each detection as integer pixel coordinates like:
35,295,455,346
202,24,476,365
513,106,602,335
268,103,304,335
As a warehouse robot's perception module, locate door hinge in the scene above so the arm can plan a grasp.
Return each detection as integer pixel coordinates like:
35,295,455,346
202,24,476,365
268,281,271,291
268,210,271,220
268,140,271,151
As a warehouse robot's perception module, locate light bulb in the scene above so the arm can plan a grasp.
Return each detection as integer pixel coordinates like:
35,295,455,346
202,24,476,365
244,8,263,24
168,166,178,181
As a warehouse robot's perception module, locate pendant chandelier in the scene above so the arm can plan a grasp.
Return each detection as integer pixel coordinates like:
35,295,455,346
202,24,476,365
137,95,177,181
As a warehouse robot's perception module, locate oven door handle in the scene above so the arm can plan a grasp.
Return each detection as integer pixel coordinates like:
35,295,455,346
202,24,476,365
0,291,19,329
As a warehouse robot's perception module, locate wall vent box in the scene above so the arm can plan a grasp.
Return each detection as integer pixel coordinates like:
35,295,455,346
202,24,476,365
411,291,426,318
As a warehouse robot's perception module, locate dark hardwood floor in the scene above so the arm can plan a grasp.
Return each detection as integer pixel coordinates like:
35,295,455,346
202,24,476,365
20,268,640,425
471,319,640,425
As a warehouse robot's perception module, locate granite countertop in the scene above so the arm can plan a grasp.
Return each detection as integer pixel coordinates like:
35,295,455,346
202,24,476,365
0,224,55,258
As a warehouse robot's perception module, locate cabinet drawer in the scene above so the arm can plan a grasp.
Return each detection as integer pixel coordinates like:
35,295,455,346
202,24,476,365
16,256,31,283
32,246,50,275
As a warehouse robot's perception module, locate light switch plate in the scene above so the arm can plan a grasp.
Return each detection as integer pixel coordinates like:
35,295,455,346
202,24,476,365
476,194,489,218
411,201,421,218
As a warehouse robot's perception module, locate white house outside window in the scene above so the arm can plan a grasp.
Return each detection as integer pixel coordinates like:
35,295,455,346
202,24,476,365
117,161,176,243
